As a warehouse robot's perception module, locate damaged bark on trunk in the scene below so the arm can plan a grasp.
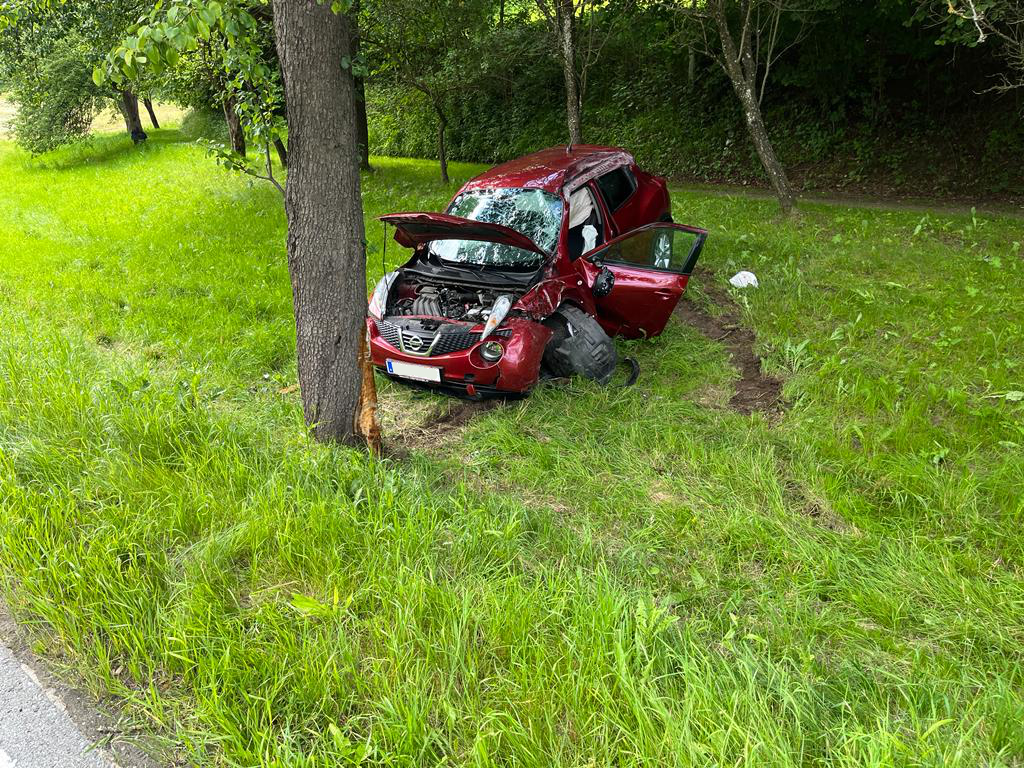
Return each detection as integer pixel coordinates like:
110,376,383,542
709,1,795,215
272,0,380,449
117,90,147,144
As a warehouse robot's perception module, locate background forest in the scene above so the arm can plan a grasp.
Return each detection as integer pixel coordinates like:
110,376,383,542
2,0,1023,203
362,1,1024,201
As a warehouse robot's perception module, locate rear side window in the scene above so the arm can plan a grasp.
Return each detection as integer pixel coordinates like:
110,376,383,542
595,167,636,212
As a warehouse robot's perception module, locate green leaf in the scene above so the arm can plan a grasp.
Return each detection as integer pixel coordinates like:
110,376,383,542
92,66,104,86
1005,391,1024,402
289,593,330,617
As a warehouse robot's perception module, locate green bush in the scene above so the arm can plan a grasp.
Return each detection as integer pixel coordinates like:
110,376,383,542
9,42,103,155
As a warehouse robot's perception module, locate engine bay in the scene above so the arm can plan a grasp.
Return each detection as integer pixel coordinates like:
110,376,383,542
388,278,518,323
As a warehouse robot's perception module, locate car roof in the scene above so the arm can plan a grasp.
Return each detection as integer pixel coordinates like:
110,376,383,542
460,145,635,196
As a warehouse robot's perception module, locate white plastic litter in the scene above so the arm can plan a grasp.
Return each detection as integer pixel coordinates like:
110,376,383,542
729,270,759,288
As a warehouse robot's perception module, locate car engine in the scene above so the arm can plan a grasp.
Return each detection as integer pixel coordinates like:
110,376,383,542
390,284,511,323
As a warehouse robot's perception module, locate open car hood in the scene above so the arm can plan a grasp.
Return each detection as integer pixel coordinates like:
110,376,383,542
379,212,548,257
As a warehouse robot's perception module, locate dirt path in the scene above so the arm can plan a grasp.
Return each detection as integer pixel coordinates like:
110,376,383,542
0,97,186,140
0,98,15,139
675,266,784,415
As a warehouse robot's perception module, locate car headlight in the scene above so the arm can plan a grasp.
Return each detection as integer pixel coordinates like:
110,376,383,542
479,341,504,362
480,294,513,340
368,271,398,319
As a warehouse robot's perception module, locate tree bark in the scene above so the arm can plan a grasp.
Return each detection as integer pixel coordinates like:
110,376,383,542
710,0,795,215
434,103,449,184
223,93,246,157
142,98,160,129
557,0,583,144
350,0,372,171
272,0,380,449
273,136,288,168
117,90,148,144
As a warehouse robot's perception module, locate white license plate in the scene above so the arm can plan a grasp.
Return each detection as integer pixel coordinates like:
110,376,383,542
386,359,441,383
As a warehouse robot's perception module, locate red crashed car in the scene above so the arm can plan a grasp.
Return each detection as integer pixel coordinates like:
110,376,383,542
367,145,707,396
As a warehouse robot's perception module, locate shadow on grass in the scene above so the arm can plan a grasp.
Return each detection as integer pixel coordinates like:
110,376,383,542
31,129,190,171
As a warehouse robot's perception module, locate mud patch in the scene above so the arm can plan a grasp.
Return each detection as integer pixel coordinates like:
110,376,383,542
674,266,784,415
381,396,504,458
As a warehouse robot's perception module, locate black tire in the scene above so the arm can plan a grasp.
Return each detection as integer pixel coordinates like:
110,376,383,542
542,305,617,384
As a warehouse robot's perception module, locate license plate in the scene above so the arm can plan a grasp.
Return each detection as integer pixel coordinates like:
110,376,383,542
386,359,441,383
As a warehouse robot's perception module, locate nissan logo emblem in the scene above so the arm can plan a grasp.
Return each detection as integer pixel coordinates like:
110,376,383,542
406,335,424,351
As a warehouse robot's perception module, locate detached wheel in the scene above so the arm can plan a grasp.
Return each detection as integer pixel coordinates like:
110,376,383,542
542,305,617,384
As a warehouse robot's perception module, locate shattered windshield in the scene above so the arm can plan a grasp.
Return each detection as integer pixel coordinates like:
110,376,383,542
430,188,562,269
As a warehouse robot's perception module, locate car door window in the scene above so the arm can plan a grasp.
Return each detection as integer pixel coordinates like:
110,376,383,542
592,225,705,275
595,167,637,212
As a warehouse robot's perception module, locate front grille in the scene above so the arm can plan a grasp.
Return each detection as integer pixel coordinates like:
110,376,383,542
377,318,510,357
378,320,402,349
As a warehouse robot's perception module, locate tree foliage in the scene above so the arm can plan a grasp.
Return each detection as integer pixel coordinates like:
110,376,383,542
98,0,287,186
360,0,492,181
923,0,1024,92
0,0,151,152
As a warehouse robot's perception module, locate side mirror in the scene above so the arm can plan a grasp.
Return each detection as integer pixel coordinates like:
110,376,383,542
592,265,614,297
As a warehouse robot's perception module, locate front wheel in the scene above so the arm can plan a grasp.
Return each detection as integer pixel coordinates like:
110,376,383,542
541,305,617,384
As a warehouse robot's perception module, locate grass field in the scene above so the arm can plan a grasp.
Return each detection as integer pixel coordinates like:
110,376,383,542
1,126,1023,767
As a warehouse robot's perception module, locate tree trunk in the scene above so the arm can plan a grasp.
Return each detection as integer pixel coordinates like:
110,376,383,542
272,0,380,449
354,75,371,171
688,0,697,85
273,136,288,168
350,0,372,171
223,93,246,157
710,1,795,215
117,90,148,144
142,98,160,129
557,0,583,145
434,105,449,184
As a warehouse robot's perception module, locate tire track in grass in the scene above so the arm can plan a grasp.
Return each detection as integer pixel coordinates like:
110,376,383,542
675,266,784,415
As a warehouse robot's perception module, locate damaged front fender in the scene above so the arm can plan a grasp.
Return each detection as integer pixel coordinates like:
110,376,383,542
493,317,553,392
515,278,566,320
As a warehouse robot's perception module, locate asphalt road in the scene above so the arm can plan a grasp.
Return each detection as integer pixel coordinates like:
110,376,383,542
0,642,115,768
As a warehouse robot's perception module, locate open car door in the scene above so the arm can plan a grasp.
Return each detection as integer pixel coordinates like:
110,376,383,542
580,223,707,339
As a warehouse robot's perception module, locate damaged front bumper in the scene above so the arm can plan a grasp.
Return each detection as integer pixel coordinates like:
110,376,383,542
367,315,552,396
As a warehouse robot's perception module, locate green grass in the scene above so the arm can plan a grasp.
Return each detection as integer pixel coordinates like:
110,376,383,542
1,127,1023,767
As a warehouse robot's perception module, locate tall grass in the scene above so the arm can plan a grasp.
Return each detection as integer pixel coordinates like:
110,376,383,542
0,129,1022,766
